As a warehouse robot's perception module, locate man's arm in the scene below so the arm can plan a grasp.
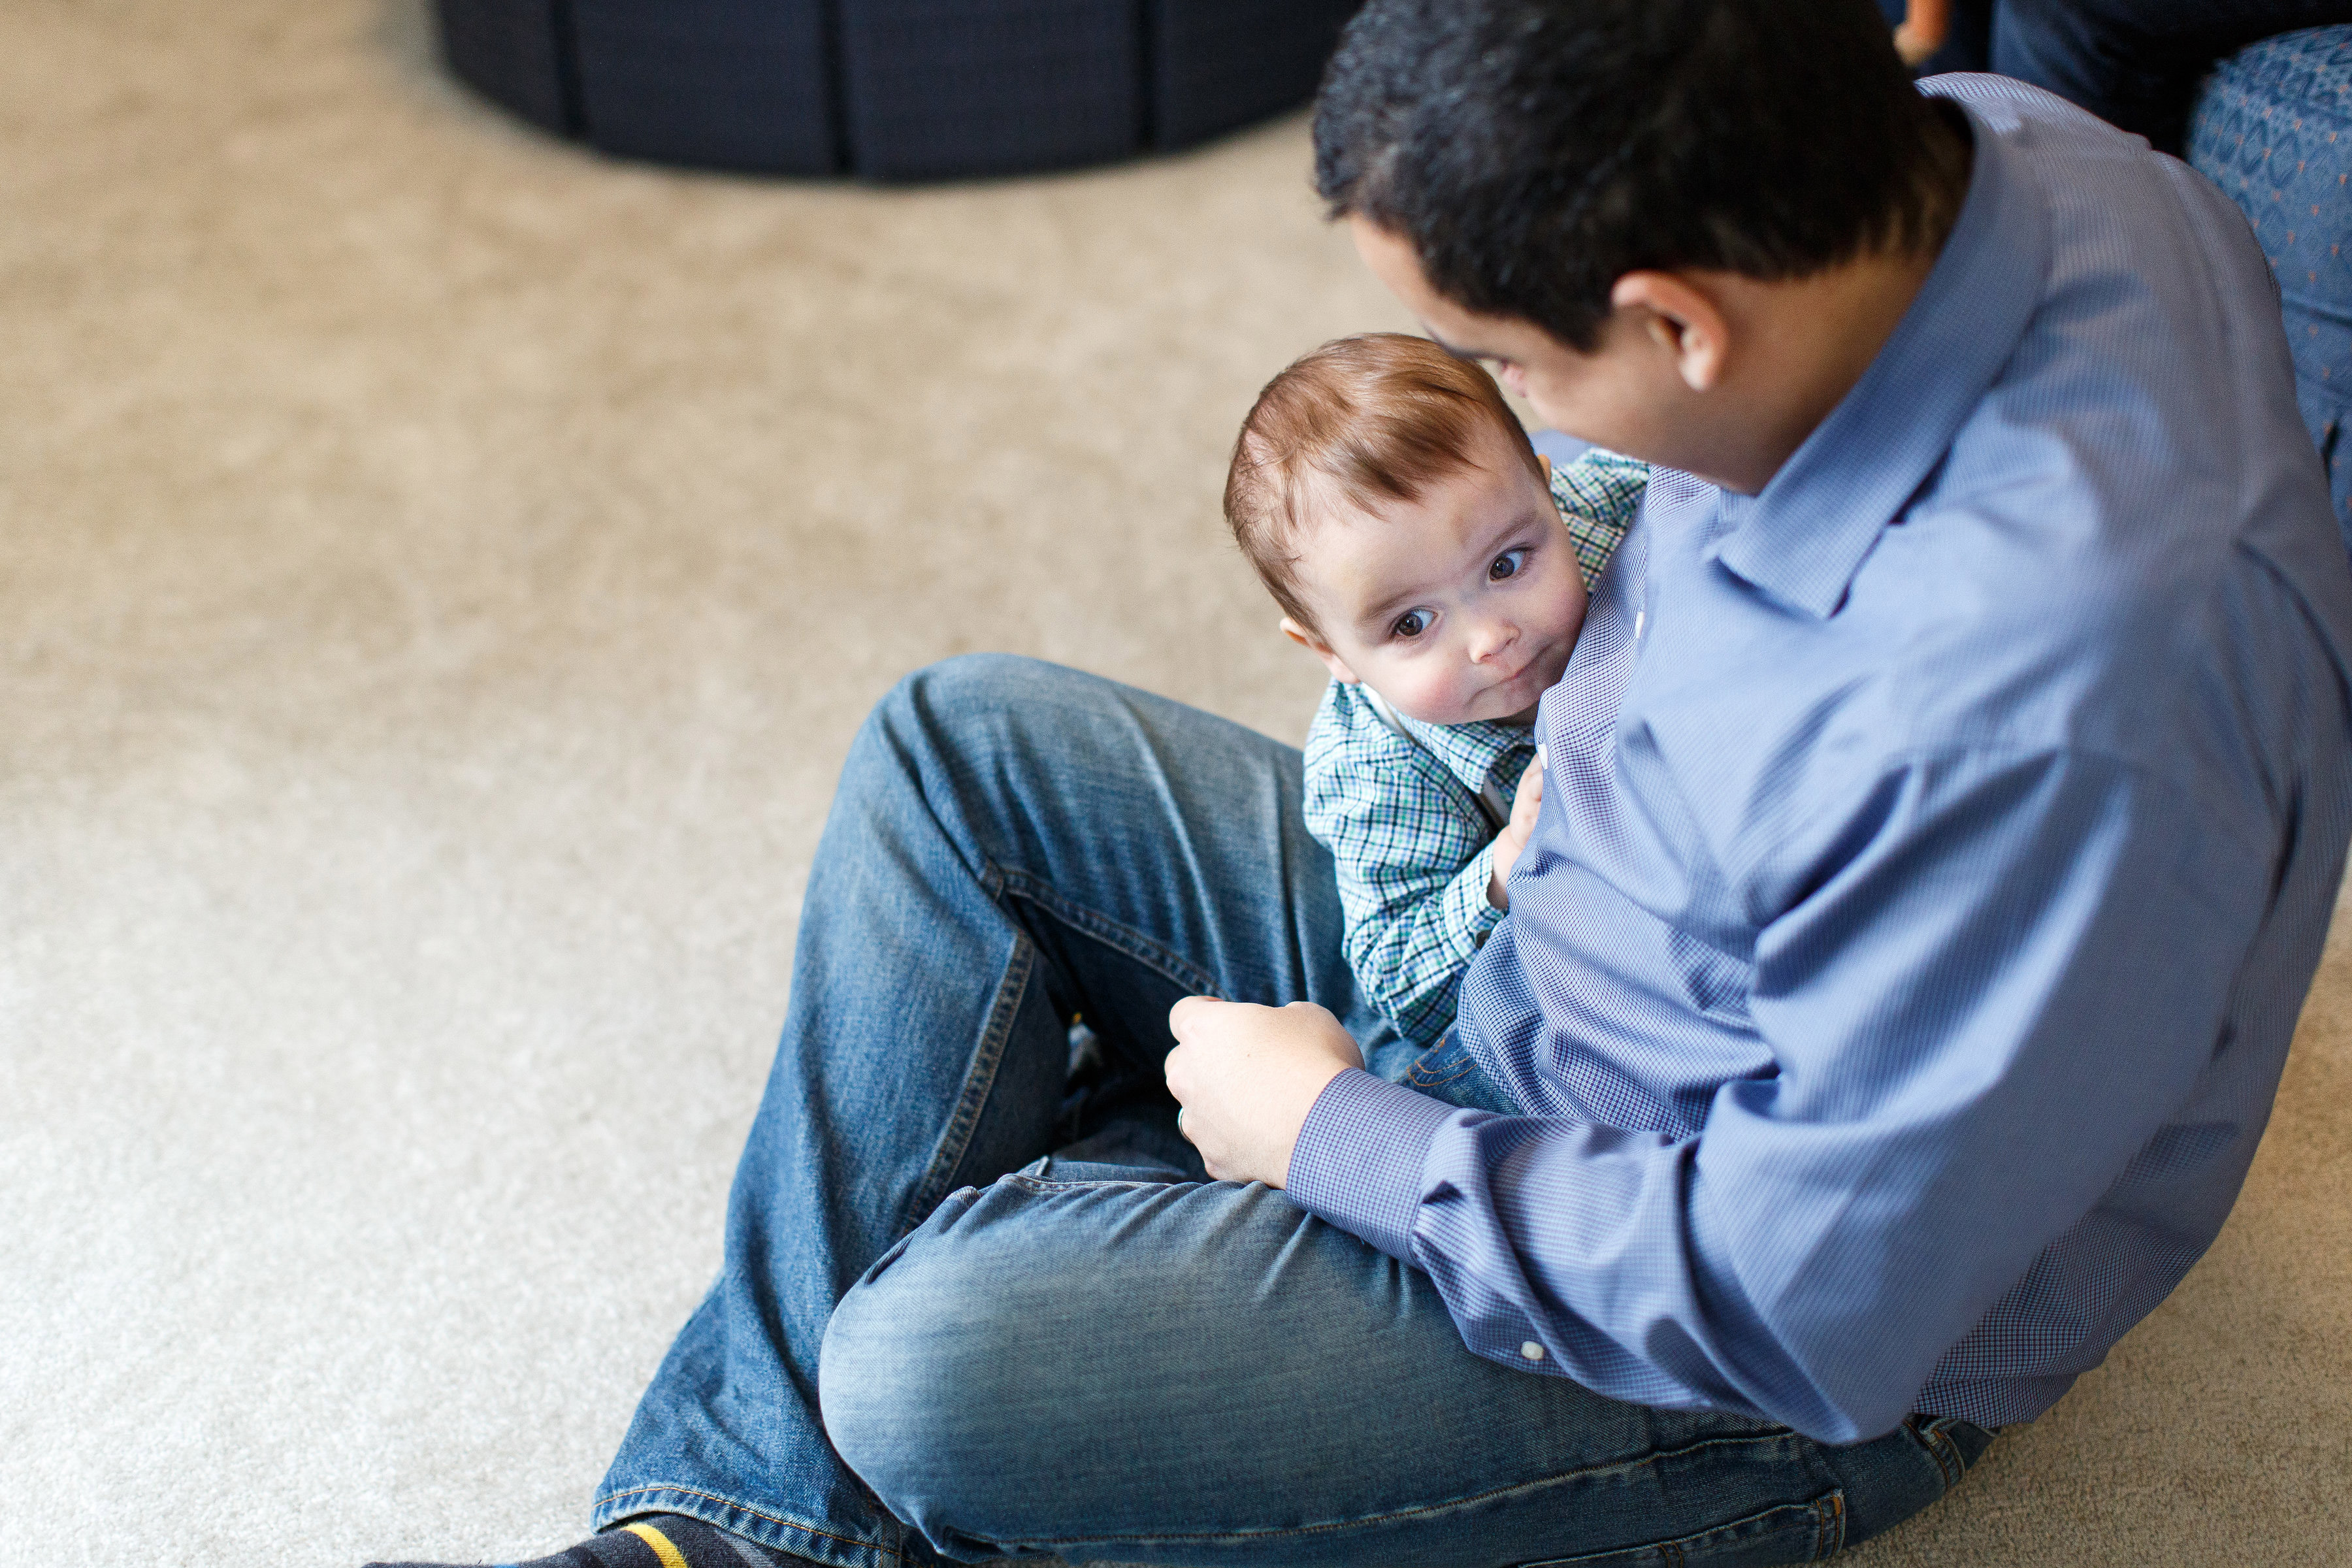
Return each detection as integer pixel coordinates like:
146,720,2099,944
1179,745,2268,1442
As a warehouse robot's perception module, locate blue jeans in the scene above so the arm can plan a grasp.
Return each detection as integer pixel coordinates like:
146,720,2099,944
593,656,1989,1567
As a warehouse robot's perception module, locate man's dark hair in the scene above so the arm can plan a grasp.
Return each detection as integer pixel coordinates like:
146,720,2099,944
1315,0,1970,351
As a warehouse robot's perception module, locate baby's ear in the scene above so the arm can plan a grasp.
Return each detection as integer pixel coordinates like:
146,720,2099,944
1280,617,1360,685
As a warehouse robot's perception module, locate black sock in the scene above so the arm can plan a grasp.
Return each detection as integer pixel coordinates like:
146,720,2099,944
365,1513,804,1568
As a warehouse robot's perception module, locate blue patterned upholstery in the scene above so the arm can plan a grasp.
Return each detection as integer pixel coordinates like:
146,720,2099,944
2189,25,2352,551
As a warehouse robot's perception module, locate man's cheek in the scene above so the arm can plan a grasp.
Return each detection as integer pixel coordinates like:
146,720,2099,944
1521,378,1573,433
1529,380,1610,446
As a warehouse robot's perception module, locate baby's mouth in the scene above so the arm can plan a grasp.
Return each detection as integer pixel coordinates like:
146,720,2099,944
1494,647,1552,690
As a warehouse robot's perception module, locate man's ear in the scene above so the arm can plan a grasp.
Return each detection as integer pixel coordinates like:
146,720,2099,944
1610,272,1731,393
1280,616,1360,685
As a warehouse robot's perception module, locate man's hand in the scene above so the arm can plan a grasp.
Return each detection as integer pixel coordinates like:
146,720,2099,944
1488,751,1545,910
1165,998,1363,1186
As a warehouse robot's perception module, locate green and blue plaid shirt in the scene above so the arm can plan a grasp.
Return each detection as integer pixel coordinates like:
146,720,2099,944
1302,449,1649,1048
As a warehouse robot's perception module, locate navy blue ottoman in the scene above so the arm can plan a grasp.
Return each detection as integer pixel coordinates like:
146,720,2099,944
2189,25,2352,553
433,0,1362,180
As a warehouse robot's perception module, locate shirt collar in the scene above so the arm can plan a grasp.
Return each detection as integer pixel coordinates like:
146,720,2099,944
1354,686,1533,789
1710,97,2051,619
1407,711,1533,793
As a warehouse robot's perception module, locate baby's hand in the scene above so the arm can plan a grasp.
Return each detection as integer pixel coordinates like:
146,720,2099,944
1487,753,1546,911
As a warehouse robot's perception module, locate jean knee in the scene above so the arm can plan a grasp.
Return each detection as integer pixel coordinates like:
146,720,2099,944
820,1176,1222,1544
815,1280,902,1506
882,652,1071,731
860,653,1102,787
817,1227,1020,1526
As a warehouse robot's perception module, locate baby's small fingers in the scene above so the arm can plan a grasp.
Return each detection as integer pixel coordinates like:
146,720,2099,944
1518,766,1544,813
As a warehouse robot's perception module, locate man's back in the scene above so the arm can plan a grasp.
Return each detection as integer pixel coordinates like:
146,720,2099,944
1332,78,2352,1441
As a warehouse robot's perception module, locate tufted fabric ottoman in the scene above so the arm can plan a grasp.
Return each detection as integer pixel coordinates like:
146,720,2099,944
433,0,1362,180
2189,25,2352,553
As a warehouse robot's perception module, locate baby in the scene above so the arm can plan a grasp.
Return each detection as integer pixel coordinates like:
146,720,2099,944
1224,333,1647,1049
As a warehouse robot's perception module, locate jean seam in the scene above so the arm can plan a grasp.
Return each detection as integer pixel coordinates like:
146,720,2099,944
1519,1490,1840,1568
1811,1488,1846,1560
1912,1416,1965,1492
1005,1428,1811,1550
594,1482,910,1565
1004,1173,1192,1194
896,913,1035,1237
996,868,1223,998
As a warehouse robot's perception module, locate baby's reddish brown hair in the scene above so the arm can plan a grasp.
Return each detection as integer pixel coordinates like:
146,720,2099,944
1224,332,1542,632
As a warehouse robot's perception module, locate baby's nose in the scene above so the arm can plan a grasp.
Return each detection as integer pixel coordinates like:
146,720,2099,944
1465,620,1517,661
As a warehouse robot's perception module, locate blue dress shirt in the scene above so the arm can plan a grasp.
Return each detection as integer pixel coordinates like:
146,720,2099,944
1286,76,2352,1444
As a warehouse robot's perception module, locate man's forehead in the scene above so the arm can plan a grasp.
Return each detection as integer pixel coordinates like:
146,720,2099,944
1346,214,1553,357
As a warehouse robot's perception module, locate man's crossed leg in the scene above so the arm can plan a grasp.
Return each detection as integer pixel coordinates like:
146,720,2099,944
370,657,1983,1568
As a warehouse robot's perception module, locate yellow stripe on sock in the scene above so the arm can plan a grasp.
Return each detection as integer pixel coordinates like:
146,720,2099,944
623,1522,691,1568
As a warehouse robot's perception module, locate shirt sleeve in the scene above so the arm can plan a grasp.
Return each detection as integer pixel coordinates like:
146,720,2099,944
1286,744,2268,1443
1301,696,1505,1047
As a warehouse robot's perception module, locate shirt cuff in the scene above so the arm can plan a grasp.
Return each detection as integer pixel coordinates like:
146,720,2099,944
1284,1068,1460,1263
1445,843,1508,945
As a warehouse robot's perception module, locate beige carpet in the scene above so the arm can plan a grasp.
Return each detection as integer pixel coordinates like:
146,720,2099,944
3,4,2345,1564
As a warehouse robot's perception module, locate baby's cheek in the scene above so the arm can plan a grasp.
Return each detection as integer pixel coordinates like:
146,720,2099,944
1405,665,1477,725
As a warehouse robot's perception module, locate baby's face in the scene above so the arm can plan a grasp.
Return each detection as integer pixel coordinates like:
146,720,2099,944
1286,423,1588,727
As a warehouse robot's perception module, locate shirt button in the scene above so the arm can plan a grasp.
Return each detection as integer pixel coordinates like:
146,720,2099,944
1520,1340,1546,1362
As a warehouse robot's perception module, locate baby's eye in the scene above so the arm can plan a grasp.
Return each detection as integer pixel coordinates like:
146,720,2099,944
1391,610,1431,640
1490,548,1529,581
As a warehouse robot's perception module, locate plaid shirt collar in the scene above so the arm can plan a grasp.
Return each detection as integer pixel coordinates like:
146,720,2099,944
1356,686,1536,796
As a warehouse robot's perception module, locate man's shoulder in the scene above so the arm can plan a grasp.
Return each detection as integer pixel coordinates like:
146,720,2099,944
1644,479,2342,841
1943,72,2302,466
1925,76,2352,689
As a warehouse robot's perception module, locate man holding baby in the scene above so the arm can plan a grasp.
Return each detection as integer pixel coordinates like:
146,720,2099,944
375,3,2352,1566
